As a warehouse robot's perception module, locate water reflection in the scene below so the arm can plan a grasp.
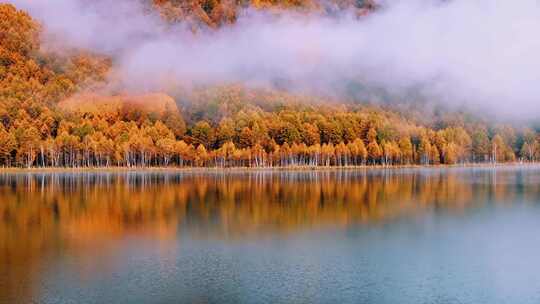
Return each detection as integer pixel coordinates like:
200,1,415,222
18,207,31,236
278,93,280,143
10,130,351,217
1,166,540,303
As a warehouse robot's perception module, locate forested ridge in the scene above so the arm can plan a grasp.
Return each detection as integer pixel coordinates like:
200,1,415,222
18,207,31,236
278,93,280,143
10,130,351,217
151,0,377,27
0,3,539,168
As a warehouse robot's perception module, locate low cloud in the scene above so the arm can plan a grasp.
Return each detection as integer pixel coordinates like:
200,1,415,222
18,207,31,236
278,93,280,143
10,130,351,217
8,0,540,119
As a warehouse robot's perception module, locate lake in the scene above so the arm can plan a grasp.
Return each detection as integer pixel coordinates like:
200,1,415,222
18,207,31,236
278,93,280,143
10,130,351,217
2,166,540,304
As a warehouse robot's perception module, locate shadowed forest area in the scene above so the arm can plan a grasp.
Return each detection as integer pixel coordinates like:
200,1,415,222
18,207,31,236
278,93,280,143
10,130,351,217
1,2,539,168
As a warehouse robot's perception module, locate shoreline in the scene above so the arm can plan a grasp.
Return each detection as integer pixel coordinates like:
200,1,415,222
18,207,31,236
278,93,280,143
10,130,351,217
0,162,538,173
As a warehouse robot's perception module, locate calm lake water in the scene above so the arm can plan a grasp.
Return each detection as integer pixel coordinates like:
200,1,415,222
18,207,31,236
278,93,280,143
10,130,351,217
2,166,540,304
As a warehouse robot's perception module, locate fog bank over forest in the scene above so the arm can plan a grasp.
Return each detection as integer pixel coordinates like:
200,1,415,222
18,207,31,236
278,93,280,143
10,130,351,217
8,0,540,120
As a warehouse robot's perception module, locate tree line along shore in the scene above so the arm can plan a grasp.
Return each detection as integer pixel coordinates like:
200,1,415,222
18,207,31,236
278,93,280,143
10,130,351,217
0,116,532,168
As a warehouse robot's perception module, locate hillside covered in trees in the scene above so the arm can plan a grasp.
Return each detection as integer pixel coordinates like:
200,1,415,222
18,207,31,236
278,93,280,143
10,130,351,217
151,0,376,27
0,2,539,168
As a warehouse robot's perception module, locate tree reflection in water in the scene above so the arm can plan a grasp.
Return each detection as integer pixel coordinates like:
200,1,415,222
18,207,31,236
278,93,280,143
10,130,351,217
1,167,540,302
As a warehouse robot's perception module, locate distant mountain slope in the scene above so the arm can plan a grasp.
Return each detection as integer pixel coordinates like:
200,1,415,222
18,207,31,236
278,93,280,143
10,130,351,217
151,0,376,27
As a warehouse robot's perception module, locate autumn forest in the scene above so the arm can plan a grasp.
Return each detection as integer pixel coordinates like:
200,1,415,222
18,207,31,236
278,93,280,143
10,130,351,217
1,2,539,169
